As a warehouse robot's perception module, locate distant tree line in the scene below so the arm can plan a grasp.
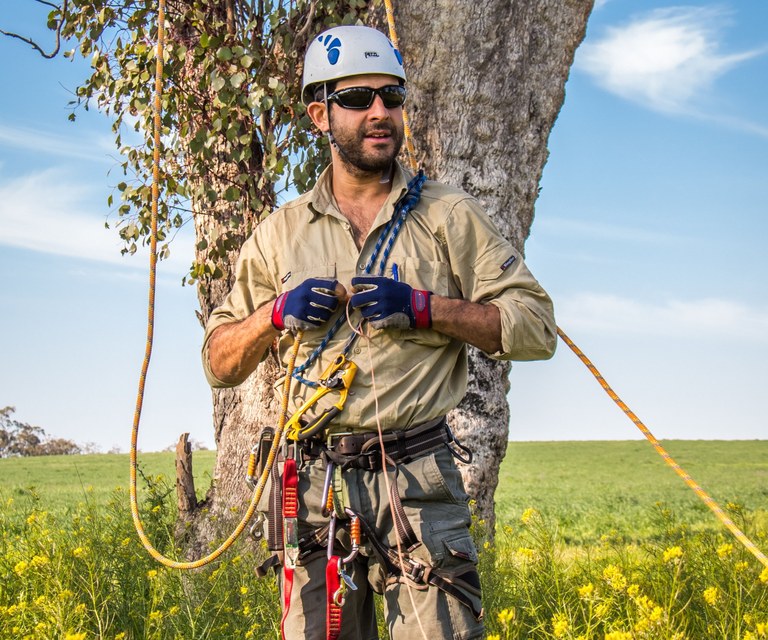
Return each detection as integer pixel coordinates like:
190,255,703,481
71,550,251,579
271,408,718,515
0,406,82,457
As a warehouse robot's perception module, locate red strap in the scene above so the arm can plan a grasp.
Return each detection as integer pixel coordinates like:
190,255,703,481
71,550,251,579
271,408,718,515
272,291,288,331
411,289,432,329
282,457,298,519
280,458,299,639
326,556,343,640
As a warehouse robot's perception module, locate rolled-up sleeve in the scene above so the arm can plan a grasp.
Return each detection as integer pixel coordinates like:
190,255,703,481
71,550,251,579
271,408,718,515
201,232,277,387
444,198,556,361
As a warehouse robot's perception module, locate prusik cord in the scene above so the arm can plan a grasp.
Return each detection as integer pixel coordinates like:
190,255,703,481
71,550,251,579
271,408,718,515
557,327,768,569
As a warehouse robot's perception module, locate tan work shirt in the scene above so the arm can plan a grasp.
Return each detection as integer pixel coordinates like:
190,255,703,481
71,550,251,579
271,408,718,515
202,163,556,432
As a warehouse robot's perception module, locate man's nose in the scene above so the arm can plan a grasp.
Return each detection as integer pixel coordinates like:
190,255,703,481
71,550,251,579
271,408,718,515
367,94,391,118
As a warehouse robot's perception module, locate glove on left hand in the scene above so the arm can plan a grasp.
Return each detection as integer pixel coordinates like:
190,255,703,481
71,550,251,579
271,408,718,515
350,276,432,330
271,278,340,333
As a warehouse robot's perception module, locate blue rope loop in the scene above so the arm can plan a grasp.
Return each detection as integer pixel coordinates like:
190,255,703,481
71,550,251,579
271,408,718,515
292,170,426,388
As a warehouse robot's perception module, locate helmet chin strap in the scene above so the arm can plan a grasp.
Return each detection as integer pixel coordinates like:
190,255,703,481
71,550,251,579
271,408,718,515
323,83,393,184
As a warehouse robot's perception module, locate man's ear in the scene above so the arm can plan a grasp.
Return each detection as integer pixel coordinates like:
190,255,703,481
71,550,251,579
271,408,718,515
306,101,329,133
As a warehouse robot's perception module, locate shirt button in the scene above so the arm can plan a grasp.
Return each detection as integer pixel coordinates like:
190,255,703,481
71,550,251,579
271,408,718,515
358,264,365,270
354,348,361,354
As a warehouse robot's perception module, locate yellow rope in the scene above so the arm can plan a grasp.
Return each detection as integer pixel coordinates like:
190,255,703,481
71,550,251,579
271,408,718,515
128,0,302,569
381,0,418,173
557,326,768,569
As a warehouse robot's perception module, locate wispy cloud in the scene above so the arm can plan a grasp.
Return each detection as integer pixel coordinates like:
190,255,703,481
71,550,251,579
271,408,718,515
576,6,765,115
0,123,116,164
558,293,768,342
0,168,191,276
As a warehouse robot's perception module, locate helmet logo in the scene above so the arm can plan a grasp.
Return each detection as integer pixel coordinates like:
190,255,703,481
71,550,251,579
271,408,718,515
389,42,403,66
320,34,342,65
365,51,380,58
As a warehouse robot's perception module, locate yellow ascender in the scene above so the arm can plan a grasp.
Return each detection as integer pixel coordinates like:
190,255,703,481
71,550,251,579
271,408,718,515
285,354,358,441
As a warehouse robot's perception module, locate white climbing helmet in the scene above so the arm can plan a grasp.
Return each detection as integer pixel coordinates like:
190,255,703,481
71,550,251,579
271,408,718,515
301,25,406,104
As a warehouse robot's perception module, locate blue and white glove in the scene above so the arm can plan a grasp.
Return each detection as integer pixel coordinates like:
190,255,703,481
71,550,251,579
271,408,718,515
271,278,340,332
350,276,432,330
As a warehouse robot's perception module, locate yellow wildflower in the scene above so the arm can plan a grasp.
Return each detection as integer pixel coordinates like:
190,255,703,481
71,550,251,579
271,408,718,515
755,622,766,635
552,613,569,638
149,611,162,621
13,560,29,576
605,631,632,640
760,567,768,584
59,589,74,600
121,537,131,547
74,603,87,615
736,561,749,572
497,608,515,626
649,606,663,623
240,586,249,595
517,547,535,559
520,508,537,525
743,633,756,640
63,633,87,640
72,547,86,558
602,564,627,592
168,605,180,616
717,543,733,558
663,546,683,563
26,513,37,525
634,618,650,633
151,505,162,513
578,583,595,599
114,633,126,640
595,602,611,619
31,555,49,568
703,586,719,606
627,584,640,598
147,569,158,579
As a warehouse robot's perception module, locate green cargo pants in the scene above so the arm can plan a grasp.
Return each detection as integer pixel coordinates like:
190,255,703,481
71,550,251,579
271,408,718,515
275,446,484,640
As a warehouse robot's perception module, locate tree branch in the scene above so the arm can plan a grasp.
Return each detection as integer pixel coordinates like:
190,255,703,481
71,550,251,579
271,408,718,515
0,0,68,59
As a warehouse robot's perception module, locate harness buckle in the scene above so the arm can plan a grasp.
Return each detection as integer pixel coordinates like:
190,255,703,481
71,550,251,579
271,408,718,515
403,559,426,583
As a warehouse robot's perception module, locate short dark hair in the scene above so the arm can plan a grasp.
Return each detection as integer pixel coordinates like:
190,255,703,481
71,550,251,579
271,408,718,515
313,82,337,103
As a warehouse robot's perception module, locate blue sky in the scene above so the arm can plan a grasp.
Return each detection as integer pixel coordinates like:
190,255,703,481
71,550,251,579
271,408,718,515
1,1,766,451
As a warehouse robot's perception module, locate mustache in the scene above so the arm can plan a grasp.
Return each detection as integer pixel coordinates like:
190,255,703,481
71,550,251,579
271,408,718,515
363,126,394,136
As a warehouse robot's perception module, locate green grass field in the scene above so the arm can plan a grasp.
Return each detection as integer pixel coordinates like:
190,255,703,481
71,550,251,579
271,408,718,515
2,441,767,639
2,440,765,545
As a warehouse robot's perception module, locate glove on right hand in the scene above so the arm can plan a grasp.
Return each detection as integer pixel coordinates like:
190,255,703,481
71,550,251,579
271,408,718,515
271,278,340,332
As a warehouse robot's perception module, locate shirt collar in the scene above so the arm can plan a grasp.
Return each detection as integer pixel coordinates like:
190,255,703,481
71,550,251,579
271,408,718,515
309,161,411,223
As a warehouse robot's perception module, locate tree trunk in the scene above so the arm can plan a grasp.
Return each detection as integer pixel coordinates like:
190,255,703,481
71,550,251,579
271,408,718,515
181,0,592,548
373,0,593,532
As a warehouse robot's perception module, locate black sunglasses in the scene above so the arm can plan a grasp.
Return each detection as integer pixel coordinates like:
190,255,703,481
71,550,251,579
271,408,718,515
326,85,407,110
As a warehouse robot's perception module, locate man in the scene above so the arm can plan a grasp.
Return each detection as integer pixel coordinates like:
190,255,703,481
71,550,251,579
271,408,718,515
202,24,556,640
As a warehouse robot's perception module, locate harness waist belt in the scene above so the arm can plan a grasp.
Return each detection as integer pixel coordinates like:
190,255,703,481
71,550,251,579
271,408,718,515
304,417,449,470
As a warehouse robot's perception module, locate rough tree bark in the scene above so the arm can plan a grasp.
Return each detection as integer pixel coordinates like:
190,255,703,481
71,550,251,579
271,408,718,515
181,0,593,547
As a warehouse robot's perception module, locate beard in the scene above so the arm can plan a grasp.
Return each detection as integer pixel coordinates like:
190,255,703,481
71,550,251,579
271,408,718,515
328,113,404,174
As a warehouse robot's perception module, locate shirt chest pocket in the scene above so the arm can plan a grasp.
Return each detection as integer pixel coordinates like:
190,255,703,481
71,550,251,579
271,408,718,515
390,256,454,347
277,263,337,294
394,257,453,297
